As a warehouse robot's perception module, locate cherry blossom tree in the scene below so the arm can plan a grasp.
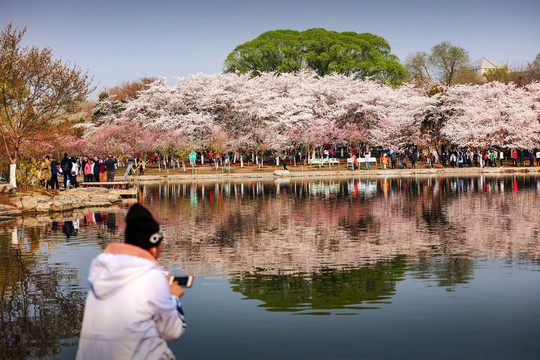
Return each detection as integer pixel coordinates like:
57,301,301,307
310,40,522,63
61,135,88,156
155,130,197,171
205,125,230,169
1,23,93,186
85,71,539,160
441,82,540,149
83,121,157,159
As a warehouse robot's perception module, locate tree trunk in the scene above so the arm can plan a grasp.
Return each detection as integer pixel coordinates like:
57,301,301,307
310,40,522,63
9,163,16,187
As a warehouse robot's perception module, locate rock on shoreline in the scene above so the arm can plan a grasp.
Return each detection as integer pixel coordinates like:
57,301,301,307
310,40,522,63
0,186,123,218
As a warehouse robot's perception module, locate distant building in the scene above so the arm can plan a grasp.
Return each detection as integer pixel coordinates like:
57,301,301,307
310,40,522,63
469,57,509,77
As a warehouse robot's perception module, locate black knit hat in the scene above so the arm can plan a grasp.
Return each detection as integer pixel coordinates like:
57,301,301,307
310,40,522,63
125,203,163,249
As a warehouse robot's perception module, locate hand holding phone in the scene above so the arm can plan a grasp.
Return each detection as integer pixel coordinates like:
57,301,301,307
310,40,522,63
169,281,184,299
168,275,194,288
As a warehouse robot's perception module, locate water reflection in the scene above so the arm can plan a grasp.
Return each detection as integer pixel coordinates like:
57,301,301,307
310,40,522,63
230,256,408,315
0,175,539,359
62,220,78,238
148,175,540,275
411,254,475,289
0,228,86,359
228,254,479,314
0,210,124,359
82,212,119,234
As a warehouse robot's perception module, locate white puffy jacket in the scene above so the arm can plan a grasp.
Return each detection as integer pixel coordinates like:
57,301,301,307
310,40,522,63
76,243,185,359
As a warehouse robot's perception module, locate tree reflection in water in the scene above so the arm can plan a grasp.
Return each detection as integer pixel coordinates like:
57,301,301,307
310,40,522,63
154,175,540,274
230,256,408,315
229,254,477,314
410,254,475,289
0,228,85,360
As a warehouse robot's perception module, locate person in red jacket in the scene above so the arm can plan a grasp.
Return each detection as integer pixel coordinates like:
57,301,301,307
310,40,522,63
511,149,518,167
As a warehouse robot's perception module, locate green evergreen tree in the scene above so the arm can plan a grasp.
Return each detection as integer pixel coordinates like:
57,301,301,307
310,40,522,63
224,28,406,86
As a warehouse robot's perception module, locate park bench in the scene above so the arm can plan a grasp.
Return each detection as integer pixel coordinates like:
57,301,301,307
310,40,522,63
308,158,340,165
347,157,377,163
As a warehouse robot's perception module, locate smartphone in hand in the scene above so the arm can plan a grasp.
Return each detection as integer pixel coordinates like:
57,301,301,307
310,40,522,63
169,275,194,288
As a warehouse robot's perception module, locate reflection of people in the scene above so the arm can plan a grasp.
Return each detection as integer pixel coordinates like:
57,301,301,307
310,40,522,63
106,212,117,232
63,221,75,238
77,204,186,359
84,213,94,225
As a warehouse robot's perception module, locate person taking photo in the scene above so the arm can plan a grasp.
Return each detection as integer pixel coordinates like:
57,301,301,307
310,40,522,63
77,203,187,359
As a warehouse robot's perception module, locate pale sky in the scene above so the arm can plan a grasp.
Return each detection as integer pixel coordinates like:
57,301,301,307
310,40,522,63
2,0,539,97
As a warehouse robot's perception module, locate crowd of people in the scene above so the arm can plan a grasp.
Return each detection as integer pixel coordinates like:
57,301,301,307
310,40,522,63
416,148,540,169
39,153,118,189
118,147,540,172
2,148,540,186
348,148,540,170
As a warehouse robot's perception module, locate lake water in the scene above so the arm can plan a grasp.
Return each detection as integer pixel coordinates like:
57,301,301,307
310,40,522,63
1,175,539,359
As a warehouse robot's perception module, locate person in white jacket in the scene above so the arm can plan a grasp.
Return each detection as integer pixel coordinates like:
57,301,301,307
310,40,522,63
77,203,186,360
